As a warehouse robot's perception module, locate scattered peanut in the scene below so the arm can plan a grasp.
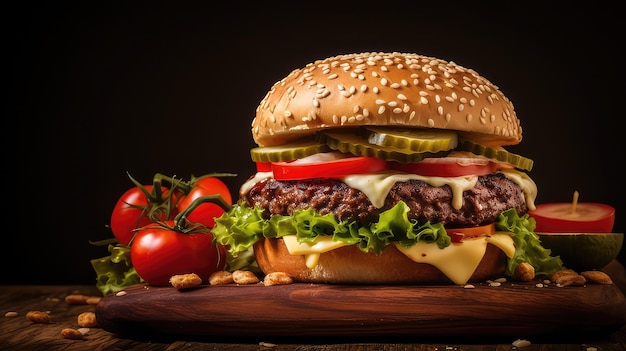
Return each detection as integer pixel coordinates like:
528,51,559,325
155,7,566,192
169,273,203,290
232,270,260,285
209,271,234,285
26,311,50,324
65,294,88,305
515,262,535,282
86,296,102,305
581,270,613,285
77,311,98,328
65,294,102,305
550,269,586,286
5,311,18,317
61,328,84,340
263,272,293,286
512,339,531,347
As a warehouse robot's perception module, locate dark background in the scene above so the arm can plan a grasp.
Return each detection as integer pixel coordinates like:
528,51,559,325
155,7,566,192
7,3,623,285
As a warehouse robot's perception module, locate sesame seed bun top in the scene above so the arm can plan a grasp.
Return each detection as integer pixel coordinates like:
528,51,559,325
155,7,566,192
251,52,522,147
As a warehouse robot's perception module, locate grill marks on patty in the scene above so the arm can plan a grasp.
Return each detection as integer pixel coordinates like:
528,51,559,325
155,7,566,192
242,173,527,228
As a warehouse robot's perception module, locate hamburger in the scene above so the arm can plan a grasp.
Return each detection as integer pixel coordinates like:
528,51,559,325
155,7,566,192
212,52,564,285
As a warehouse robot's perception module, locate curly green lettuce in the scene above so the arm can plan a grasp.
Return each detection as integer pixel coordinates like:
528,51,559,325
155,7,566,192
212,202,564,280
90,244,143,296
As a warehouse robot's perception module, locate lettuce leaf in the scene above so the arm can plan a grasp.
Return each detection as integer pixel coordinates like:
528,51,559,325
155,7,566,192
213,201,449,263
214,203,564,279
90,244,143,296
496,208,564,277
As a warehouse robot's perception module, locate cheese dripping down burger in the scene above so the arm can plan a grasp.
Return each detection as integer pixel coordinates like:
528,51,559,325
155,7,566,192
212,52,564,285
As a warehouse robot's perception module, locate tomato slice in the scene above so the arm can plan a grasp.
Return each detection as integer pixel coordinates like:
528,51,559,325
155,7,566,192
446,223,496,242
392,157,496,177
272,155,388,180
529,202,615,233
256,162,272,172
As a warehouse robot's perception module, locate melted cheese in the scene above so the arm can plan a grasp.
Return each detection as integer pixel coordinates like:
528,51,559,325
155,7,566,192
239,171,273,197
281,233,516,284
282,235,348,268
342,172,477,209
498,169,537,210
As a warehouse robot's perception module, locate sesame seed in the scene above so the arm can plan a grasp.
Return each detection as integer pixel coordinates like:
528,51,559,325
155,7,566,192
393,108,402,114
328,74,338,80
398,93,407,100
360,85,368,92
420,96,428,104
313,99,319,108
380,78,388,86
375,99,385,104
378,106,386,114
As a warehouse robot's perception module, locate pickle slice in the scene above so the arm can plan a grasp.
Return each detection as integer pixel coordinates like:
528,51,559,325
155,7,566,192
317,129,435,163
250,138,331,162
457,139,534,171
363,127,458,153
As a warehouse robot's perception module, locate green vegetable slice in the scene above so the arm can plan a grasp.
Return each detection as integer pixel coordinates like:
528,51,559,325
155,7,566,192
250,138,331,162
458,138,534,171
317,128,452,163
363,127,458,153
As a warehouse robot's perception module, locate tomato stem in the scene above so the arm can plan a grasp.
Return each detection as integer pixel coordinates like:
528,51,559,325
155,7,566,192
153,172,237,194
173,195,232,233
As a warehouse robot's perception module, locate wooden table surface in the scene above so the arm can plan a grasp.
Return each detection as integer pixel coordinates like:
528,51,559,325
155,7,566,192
1,283,625,351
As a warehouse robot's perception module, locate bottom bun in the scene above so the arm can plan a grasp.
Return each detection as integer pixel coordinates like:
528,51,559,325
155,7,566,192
253,238,506,285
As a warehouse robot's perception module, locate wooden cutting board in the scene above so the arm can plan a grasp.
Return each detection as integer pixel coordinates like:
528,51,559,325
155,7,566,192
96,281,626,339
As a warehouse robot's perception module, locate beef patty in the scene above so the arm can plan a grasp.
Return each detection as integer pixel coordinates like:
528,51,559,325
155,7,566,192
242,173,527,228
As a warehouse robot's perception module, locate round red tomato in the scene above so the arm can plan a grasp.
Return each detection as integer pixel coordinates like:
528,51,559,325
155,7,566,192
177,177,233,228
130,221,226,285
392,157,496,177
272,155,388,180
110,185,178,245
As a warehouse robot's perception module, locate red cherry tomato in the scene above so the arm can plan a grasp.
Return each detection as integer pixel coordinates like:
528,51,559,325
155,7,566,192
392,157,497,177
529,202,615,233
110,185,178,245
177,177,233,228
130,221,226,285
271,156,388,180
